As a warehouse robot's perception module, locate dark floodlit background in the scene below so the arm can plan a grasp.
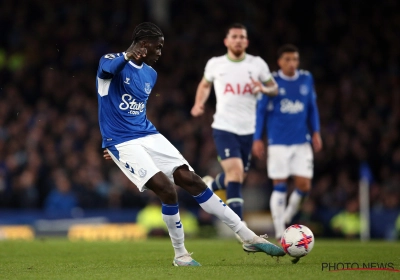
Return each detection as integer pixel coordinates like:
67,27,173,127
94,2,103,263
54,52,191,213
0,0,399,240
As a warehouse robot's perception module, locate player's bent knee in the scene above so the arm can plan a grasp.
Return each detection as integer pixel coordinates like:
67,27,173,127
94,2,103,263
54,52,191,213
173,165,194,184
173,167,206,195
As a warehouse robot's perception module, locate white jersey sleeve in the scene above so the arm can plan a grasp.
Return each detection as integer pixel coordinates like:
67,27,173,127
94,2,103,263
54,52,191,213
204,57,218,82
255,57,272,83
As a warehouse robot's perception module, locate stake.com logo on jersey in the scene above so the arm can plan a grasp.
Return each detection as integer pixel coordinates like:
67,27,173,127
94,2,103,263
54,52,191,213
119,94,145,115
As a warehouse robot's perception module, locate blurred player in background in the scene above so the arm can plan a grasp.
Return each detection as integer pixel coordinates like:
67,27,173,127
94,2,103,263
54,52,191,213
98,22,285,266
191,23,278,235
253,44,322,240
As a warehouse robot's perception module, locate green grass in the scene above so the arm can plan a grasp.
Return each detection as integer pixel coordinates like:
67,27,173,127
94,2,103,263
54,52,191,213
0,238,399,280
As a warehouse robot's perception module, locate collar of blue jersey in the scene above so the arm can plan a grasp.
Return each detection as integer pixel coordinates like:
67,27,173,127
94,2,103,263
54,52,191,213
278,69,299,81
123,52,144,69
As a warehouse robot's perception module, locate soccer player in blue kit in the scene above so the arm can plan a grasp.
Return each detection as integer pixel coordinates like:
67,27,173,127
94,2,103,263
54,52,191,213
253,44,323,240
97,22,285,266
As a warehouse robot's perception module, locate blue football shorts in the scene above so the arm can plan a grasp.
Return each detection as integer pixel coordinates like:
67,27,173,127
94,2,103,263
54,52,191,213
212,128,253,172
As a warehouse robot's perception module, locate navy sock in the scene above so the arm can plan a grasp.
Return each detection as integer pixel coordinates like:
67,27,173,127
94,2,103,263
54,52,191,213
226,182,243,220
211,173,226,191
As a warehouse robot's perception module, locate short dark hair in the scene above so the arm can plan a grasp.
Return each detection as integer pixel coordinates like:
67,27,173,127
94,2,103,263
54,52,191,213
225,23,247,36
132,22,163,43
277,44,299,58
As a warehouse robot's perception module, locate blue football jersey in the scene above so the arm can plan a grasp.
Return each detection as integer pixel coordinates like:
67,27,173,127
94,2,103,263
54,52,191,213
254,70,320,145
96,52,158,148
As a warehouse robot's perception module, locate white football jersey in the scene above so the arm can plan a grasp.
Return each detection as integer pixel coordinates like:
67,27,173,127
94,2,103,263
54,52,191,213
204,54,272,135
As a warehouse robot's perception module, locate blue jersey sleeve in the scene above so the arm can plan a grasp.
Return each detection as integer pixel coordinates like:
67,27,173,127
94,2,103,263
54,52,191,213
254,94,269,140
307,75,320,133
98,53,128,79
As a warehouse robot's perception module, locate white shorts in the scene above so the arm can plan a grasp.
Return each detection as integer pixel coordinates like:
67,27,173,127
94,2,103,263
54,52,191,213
107,134,194,192
267,143,313,179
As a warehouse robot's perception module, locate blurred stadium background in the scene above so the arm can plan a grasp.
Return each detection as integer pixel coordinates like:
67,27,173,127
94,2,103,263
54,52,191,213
0,0,399,241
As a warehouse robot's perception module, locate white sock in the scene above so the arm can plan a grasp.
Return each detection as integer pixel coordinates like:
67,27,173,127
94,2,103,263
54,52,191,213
284,189,307,224
194,189,256,241
270,185,287,239
162,203,188,258
236,221,256,242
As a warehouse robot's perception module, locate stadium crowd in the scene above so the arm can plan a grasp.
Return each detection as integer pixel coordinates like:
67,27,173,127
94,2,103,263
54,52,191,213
0,0,399,237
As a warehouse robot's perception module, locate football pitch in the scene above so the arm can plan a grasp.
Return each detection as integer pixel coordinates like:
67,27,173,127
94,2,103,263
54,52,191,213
1,238,399,280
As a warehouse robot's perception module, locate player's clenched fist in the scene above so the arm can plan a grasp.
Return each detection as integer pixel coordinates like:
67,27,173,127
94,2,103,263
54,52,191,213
125,47,147,60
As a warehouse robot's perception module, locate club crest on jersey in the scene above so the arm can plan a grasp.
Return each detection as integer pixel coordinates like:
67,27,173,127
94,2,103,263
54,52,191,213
300,85,309,95
138,168,147,178
144,83,152,94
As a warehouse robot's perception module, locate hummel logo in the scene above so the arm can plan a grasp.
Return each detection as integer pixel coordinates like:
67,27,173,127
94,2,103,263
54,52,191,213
125,162,134,174
124,77,130,84
175,220,182,228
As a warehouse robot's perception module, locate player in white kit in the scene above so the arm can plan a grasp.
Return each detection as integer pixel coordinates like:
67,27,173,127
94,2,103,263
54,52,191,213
191,23,278,230
253,44,323,240
98,22,285,266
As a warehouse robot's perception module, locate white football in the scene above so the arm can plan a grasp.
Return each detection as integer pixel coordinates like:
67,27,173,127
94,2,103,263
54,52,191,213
280,224,314,258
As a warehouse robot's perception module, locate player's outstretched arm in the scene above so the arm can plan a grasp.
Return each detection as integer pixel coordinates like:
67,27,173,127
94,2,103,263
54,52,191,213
191,77,212,117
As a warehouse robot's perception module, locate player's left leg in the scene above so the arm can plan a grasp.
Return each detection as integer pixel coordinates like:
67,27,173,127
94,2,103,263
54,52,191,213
284,143,313,225
283,176,311,225
211,129,250,221
173,166,285,257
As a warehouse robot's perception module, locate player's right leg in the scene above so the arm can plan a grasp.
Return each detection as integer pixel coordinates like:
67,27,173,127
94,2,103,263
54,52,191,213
106,139,200,266
220,157,245,218
145,172,201,267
